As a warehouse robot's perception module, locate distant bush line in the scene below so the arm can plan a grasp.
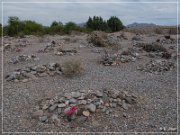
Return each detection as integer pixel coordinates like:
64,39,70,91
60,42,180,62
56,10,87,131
0,16,124,37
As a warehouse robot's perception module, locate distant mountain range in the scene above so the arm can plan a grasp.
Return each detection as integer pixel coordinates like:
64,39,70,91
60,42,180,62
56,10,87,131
126,22,157,28
77,22,86,28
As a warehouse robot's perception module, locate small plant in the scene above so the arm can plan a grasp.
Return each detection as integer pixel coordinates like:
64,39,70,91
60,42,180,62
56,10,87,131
62,59,84,77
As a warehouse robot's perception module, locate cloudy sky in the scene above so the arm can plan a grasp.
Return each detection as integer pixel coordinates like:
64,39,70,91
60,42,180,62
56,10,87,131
0,0,180,26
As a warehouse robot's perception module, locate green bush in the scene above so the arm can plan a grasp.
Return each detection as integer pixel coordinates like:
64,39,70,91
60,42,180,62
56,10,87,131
107,16,124,32
86,16,124,32
64,22,78,34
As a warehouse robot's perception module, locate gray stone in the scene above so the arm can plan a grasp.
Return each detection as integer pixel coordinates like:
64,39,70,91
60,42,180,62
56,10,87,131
22,79,28,83
39,115,48,123
49,104,57,112
102,107,107,112
64,93,72,99
105,110,110,115
122,100,128,110
51,114,60,125
110,103,117,108
69,98,77,104
95,91,103,97
6,72,21,81
65,100,69,106
59,97,66,102
57,108,62,114
42,104,49,110
125,96,137,104
30,71,37,75
71,92,81,98
123,113,127,118
36,65,46,73
78,100,87,105
87,103,96,113
47,63,56,71
58,103,66,108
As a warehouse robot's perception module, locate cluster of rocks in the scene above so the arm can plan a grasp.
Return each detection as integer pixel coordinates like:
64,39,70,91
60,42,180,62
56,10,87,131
148,52,171,59
38,41,77,56
54,49,77,56
87,31,120,47
137,59,175,74
3,40,29,52
9,54,39,64
156,35,176,45
132,42,172,59
3,44,16,52
101,48,140,66
32,89,137,125
38,41,58,53
5,63,62,82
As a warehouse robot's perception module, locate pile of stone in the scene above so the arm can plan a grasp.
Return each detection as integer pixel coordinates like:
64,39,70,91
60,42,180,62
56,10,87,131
156,35,176,45
5,63,62,82
38,41,77,56
3,41,28,52
54,49,77,56
133,42,171,59
32,89,137,125
3,44,15,52
101,48,140,66
148,52,171,59
9,54,39,64
38,41,58,53
137,59,175,74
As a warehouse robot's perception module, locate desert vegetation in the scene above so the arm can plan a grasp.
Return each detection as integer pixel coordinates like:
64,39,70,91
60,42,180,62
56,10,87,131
2,16,124,37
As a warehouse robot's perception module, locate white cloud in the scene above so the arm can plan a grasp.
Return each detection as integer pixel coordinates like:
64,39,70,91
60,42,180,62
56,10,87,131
1,1,178,26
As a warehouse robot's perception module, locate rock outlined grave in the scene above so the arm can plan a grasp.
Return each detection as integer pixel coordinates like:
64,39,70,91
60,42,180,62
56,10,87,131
5,63,62,82
32,89,138,126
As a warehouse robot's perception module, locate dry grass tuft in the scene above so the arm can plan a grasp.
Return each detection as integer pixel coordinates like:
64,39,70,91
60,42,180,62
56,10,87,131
62,59,84,77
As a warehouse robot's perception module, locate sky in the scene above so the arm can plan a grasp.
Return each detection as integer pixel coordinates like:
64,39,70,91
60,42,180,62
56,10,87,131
0,0,180,26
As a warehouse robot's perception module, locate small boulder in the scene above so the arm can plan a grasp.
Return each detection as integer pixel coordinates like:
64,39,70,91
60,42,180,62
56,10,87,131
87,103,96,113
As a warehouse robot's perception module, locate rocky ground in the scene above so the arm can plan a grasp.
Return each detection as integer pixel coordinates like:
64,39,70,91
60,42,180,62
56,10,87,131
1,31,179,134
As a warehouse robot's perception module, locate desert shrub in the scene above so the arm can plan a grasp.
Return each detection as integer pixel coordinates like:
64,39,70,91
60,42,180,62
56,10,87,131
61,59,84,77
88,31,108,47
143,44,167,52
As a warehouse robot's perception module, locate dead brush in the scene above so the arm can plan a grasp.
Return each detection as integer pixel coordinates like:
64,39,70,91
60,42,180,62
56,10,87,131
61,59,84,77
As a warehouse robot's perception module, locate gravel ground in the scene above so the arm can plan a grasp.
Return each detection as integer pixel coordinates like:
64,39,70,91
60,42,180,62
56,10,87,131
1,32,178,134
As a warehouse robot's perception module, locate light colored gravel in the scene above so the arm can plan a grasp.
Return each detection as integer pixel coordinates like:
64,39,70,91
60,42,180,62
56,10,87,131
1,33,178,133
